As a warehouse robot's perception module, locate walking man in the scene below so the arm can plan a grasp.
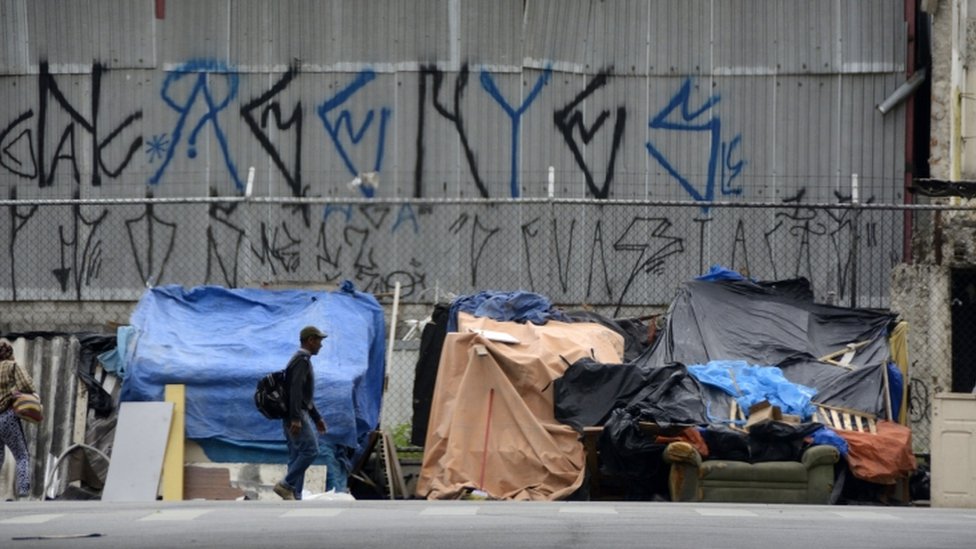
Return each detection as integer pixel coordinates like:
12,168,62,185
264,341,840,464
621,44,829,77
274,326,328,500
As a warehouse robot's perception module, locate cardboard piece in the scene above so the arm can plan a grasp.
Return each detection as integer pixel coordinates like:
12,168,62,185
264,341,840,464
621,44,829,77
745,400,782,428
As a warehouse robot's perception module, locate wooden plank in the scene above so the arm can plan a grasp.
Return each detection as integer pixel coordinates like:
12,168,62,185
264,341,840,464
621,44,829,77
868,418,877,434
830,409,842,430
162,385,186,501
820,409,833,427
818,340,870,362
853,415,864,432
841,413,853,431
384,432,408,499
814,408,827,426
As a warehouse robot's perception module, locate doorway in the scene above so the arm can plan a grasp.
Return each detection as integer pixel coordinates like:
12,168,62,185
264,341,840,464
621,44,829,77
951,269,976,393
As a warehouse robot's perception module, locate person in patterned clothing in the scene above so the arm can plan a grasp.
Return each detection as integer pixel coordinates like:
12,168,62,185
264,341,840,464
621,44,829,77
0,340,36,499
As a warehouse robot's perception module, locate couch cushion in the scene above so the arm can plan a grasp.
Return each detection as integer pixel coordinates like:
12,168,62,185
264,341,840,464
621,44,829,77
700,459,809,483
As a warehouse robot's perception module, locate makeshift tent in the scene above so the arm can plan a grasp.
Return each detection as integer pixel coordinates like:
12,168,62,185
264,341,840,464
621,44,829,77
416,312,624,500
410,300,652,447
555,274,916,494
120,283,386,462
636,276,899,419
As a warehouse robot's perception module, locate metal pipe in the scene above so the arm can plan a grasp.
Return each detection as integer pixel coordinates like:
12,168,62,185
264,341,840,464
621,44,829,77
878,68,928,115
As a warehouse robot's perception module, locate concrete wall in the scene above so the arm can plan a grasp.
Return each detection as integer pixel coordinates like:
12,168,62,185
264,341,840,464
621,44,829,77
891,263,952,453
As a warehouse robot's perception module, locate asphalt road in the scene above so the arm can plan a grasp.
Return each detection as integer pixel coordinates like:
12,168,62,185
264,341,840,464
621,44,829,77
1,500,973,549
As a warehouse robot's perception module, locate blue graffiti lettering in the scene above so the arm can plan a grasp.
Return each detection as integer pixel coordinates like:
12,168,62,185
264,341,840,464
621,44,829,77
323,204,354,223
480,65,552,197
317,70,391,198
647,78,741,212
149,59,242,188
721,135,746,195
391,204,419,234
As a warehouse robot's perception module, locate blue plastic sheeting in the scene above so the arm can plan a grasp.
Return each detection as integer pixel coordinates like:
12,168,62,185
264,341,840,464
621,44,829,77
120,283,386,462
887,362,903,420
97,325,136,378
696,264,748,282
447,290,570,332
688,360,817,420
811,426,850,458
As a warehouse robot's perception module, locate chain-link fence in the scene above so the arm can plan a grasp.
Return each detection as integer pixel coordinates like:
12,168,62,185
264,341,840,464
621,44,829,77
1,196,970,454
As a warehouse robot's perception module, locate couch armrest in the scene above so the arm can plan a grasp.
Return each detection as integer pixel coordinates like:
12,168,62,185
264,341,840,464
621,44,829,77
801,445,840,469
663,442,703,502
663,441,702,467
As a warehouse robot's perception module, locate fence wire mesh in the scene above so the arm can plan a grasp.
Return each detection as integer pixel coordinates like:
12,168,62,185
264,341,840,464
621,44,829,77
1,196,970,454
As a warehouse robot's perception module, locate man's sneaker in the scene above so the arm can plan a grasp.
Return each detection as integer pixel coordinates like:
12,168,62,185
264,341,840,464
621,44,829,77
273,482,295,500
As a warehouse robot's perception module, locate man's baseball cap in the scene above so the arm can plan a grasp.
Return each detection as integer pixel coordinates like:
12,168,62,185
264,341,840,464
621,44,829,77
300,326,327,340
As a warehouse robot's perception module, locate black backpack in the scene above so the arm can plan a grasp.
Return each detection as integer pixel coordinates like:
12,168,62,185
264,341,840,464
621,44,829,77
254,368,289,420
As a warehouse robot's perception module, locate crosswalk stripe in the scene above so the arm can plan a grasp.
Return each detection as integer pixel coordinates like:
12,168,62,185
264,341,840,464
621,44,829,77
695,508,758,517
558,506,618,514
0,514,63,524
831,511,896,520
139,509,212,521
420,507,479,515
282,509,343,518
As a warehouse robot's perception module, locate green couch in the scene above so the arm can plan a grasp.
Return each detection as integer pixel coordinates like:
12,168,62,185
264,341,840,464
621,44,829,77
663,442,840,504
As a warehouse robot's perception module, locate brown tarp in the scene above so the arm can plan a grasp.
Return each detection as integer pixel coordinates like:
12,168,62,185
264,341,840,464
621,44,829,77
416,313,624,500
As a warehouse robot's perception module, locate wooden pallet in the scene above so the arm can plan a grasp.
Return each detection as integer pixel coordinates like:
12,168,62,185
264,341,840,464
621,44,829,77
814,403,877,434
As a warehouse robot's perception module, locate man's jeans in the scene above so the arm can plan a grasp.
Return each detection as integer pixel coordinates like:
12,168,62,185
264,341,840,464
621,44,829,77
282,413,319,499
321,441,348,493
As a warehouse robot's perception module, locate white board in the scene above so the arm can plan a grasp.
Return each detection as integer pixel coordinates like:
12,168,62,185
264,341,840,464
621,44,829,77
101,402,174,502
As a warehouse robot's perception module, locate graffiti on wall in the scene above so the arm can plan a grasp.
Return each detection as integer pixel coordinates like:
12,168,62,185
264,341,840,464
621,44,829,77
0,59,901,306
646,78,745,209
2,60,748,201
0,197,883,311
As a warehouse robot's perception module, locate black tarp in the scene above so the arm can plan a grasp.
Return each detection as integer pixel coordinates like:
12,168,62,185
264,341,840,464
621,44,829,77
410,303,450,447
642,278,895,373
553,276,901,492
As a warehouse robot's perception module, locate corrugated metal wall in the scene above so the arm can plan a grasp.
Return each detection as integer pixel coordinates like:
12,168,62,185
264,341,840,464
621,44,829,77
0,337,81,500
0,0,908,304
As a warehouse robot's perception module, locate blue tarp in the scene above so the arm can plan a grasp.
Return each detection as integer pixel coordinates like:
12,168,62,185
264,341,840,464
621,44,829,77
120,283,386,462
688,360,818,421
447,290,570,332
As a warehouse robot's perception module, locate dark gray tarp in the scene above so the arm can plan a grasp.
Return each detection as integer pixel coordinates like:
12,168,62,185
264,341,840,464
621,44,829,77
554,276,900,450
643,278,896,372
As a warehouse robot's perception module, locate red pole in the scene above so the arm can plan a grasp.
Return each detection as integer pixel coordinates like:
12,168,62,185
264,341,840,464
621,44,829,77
478,388,495,491
903,0,916,263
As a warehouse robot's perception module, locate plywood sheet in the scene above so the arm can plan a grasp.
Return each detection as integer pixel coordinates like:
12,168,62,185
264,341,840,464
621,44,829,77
101,402,174,502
